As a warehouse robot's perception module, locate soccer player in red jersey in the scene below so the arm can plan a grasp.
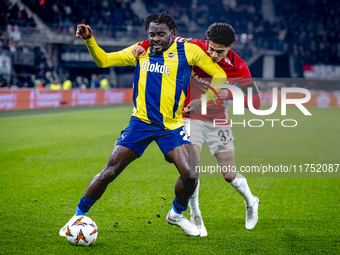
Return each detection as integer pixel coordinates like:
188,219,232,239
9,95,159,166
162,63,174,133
133,23,261,236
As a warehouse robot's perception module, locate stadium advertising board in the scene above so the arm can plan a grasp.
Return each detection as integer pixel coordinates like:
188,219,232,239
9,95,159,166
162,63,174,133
0,88,339,111
303,64,340,78
0,88,133,110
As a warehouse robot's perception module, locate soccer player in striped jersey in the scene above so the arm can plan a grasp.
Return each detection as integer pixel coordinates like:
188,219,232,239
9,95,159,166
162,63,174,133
133,23,260,236
59,13,226,237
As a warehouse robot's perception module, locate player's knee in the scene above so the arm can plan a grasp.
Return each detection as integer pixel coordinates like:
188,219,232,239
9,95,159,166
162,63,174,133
98,166,119,184
181,169,198,182
223,171,236,183
183,173,198,188
224,176,233,183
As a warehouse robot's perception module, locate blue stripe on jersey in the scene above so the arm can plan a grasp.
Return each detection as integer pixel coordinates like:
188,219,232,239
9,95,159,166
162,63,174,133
145,52,165,128
172,42,190,118
133,62,140,108
182,62,192,98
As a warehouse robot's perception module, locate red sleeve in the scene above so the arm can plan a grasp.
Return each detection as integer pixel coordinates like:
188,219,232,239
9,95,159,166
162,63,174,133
236,64,260,109
184,38,207,49
139,40,150,50
244,94,261,110
228,51,253,86
236,64,252,87
227,52,260,109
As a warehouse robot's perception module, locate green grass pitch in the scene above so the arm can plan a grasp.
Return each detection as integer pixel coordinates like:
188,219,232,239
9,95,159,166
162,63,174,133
0,105,339,254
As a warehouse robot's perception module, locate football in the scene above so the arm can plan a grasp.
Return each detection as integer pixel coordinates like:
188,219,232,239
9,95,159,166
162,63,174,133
64,216,98,246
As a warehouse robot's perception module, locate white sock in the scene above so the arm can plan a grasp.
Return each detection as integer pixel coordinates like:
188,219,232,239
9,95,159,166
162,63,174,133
229,173,255,207
170,208,181,217
189,179,201,216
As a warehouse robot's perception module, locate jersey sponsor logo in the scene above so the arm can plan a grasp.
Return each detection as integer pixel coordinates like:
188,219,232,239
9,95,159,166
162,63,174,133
191,70,210,86
174,37,192,42
174,37,185,42
141,61,171,76
167,51,175,59
193,75,210,86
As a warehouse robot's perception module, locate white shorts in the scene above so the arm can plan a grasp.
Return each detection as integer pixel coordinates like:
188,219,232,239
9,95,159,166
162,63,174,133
184,118,235,156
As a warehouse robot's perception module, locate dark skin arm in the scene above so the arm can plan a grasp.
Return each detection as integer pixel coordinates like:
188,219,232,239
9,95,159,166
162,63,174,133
76,24,93,40
132,45,147,60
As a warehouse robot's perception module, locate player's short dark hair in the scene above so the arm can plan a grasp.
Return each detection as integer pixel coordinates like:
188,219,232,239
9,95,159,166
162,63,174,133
144,12,177,35
206,23,236,47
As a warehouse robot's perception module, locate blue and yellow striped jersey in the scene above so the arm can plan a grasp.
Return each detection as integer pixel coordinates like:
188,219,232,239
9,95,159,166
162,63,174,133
85,37,226,130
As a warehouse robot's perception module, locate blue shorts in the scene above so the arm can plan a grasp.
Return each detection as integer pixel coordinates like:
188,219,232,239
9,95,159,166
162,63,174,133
116,116,191,157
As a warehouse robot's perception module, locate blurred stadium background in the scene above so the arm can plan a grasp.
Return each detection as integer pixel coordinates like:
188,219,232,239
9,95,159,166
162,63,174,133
1,0,340,92
1,1,339,253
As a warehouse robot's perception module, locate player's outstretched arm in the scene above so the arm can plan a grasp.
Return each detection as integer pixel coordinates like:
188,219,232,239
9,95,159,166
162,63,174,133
77,24,137,68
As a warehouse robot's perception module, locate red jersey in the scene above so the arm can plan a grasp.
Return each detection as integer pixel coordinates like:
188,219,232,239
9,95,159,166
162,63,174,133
180,38,253,123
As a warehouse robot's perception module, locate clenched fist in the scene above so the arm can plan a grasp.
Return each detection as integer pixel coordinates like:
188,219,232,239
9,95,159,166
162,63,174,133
76,24,92,40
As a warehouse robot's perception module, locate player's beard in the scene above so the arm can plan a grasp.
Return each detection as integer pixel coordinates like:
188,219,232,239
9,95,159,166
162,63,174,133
151,36,171,54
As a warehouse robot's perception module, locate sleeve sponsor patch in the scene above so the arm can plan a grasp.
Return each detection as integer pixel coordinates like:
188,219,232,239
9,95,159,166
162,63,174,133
174,37,192,42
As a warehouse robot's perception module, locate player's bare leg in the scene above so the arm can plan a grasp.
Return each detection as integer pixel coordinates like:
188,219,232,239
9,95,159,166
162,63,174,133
216,151,259,230
168,144,199,201
60,145,139,236
165,144,201,236
84,145,139,201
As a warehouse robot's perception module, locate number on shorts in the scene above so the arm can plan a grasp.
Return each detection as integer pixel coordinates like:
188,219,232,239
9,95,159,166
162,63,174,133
180,131,190,141
218,130,229,142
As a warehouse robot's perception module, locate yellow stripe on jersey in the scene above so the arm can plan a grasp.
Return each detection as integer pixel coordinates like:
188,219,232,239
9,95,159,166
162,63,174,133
161,41,181,129
133,49,151,124
131,41,192,130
